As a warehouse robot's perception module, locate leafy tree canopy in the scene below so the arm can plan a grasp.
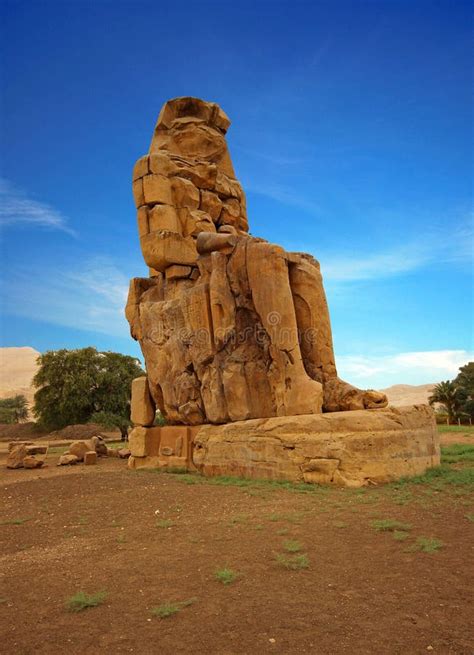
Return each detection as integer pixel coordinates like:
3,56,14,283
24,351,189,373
33,348,145,431
0,394,29,424
429,362,474,422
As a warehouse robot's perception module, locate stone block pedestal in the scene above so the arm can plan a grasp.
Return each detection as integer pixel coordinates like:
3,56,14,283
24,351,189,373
128,405,439,488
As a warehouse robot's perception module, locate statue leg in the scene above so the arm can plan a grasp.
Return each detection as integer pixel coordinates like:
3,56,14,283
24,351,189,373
288,252,388,412
246,241,323,416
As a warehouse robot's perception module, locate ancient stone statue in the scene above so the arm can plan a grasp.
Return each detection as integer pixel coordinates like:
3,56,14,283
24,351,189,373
125,97,388,426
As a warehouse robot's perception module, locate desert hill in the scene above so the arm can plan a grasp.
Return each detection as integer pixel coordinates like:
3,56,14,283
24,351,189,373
380,383,435,407
0,347,40,415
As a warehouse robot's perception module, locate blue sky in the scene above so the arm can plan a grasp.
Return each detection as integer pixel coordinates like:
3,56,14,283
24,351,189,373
1,0,472,388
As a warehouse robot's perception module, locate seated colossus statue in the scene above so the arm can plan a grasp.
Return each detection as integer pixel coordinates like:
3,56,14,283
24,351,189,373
125,97,387,425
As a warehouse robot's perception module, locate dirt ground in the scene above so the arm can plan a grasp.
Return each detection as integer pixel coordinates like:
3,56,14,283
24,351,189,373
0,443,473,655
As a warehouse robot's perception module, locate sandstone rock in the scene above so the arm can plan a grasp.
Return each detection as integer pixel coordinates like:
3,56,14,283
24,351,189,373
148,204,180,234
107,447,120,458
193,405,439,487
25,445,48,456
128,424,199,470
129,426,161,458
68,441,90,462
57,454,79,466
6,444,28,469
23,455,44,469
8,441,33,452
165,264,192,280
84,451,97,465
140,231,198,272
131,376,156,426
87,436,108,456
142,174,173,206
118,448,131,459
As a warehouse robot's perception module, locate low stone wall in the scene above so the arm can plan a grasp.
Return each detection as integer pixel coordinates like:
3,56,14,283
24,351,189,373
128,405,439,487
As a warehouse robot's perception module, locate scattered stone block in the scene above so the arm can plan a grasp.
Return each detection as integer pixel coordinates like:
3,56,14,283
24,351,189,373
23,456,45,469
6,444,28,469
87,436,108,456
26,445,48,456
8,441,33,452
57,454,79,466
84,451,97,465
118,448,131,459
68,441,90,461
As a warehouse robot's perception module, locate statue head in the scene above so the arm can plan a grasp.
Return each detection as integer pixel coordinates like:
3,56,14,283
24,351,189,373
150,96,232,165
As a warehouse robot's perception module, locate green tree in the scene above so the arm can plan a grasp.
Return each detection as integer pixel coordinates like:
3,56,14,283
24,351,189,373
0,394,29,424
33,348,145,434
90,411,131,441
428,380,463,424
454,362,474,420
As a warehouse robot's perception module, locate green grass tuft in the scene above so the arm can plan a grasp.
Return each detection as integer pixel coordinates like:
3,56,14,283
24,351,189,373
437,425,474,433
333,521,348,528
371,519,412,532
229,514,248,525
441,444,474,464
215,568,238,585
65,591,107,612
392,530,410,541
276,528,289,535
151,597,197,619
156,519,174,529
283,539,303,553
409,537,444,553
275,553,309,570
0,518,31,526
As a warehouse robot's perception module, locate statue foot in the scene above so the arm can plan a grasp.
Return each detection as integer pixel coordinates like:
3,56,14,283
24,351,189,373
323,378,388,413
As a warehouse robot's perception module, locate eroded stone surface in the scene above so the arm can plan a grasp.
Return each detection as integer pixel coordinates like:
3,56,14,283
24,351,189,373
125,97,389,425
192,405,439,487
128,424,200,470
131,376,156,426
6,444,28,469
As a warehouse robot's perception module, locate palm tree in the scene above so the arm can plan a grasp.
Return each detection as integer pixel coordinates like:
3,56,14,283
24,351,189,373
428,381,462,424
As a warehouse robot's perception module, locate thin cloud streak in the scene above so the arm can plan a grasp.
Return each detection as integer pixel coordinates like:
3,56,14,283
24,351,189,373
337,349,473,388
308,219,473,282
0,178,77,236
243,179,322,216
1,257,130,338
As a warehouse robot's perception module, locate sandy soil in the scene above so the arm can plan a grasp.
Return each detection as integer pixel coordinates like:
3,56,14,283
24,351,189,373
0,452,472,655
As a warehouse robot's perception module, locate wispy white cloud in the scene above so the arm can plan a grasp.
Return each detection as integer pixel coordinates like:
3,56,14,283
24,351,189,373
316,218,473,282
243,179,322,216
0,178,76,236
337,349,473,388
234,144,304,167
2,257,130,337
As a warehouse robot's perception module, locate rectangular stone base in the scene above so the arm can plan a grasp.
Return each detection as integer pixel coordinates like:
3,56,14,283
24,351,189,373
128,425,201,470
128,405,439,488
193,405,439,487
